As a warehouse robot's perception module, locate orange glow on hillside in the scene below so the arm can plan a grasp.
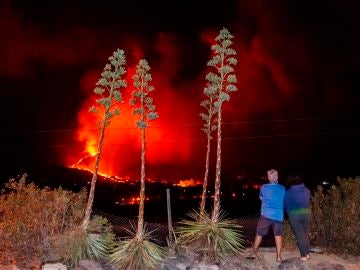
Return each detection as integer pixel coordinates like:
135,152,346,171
174,178,202,187
115,196,151,206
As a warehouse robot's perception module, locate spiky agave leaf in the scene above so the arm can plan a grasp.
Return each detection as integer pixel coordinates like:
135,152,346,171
84,215,115,262
86,232,115,260
51,216,115,267
176,208,245,262
109,225,165,270
56,229,114,267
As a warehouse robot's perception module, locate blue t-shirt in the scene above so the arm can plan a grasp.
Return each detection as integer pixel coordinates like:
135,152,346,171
260,183,285,221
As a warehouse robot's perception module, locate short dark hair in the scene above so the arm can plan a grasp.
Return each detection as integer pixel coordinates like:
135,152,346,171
286,174,303,187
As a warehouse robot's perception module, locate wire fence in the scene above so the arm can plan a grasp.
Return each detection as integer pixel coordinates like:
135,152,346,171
93,209,275,247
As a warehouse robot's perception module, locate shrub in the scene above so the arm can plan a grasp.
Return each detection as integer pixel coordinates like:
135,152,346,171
0,174,114,267
310,177,360,256
282,219,297,251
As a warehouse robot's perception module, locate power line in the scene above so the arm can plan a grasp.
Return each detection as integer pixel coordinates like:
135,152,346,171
222,130,360,140
1,129,359,150
0,115,357,135
222,116,347,125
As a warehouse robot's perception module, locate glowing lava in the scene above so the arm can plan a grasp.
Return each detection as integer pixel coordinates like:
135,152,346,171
174,178,202,187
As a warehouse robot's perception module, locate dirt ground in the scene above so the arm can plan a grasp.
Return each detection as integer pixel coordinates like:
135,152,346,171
251,247,360,270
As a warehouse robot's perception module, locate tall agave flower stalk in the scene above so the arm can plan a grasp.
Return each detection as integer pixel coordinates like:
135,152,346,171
204,28,238,223
82,49,127,230
109,59,164,270
174,28,244,264
130,59,159,237
199,96,217,219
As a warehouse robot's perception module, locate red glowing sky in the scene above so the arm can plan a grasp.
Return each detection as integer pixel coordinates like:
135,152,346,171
0,0,359,181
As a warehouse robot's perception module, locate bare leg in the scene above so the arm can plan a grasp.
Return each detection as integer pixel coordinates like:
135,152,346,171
253,235,262,254
274,236,282,261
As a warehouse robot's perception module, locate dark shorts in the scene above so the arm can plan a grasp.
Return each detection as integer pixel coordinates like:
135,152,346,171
256,215,283,236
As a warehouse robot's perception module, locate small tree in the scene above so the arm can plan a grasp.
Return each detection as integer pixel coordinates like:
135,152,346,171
82,49,127,230
199,93,217,218
206,28,238,222
130,59,159,237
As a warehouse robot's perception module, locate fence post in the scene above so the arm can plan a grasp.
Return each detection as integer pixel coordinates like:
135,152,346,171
166,188,173,244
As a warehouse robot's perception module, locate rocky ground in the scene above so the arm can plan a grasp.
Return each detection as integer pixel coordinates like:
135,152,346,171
161,247,360,270
1,247,359,270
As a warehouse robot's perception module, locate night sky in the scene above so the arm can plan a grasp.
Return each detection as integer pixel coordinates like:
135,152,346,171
0,0,359,183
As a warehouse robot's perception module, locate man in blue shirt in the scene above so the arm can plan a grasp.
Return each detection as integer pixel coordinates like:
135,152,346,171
253,169,285,262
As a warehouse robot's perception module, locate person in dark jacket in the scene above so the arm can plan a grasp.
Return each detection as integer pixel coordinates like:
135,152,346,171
284,175,311,261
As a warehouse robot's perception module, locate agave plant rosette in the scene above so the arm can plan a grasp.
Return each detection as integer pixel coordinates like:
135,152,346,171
176,209,245,262
51,215,115,267
110,223,165,270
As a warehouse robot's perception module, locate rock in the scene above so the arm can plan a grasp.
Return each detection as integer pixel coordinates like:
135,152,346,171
77,260,103,270
178,262,191,269
310,262,345,270
77,260,114,270
198,264,219,270
41,263,67,270
278,257,309,270
277,258,347,270
0,265,20,270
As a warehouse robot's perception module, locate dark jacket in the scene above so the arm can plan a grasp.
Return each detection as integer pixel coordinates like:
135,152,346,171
284,183,310,212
